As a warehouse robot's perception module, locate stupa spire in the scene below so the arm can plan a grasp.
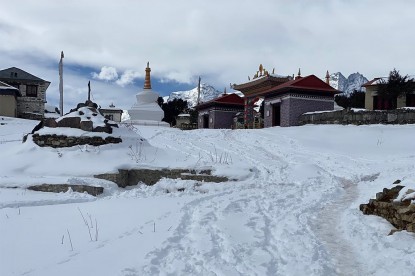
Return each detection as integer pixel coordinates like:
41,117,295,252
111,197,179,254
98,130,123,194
144,62,152,89
295,68,302,80
325,70,330,84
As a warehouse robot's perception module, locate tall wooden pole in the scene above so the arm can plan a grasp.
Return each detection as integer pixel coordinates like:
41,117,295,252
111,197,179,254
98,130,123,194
197,76,201,105
59,51,64,116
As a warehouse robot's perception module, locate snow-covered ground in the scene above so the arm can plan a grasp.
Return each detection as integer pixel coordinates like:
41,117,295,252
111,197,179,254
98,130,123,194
0,116,414,275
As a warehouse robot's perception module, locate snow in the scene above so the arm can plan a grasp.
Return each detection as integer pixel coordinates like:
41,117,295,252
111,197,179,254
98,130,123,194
329,72,368,95
56,107,106,127
167,83,223,107
1,116,415,275
303,110,337,115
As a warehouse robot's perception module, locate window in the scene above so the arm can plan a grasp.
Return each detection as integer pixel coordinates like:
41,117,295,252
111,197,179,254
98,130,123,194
105,114,114,120
26,85,38,97
407,94,415,107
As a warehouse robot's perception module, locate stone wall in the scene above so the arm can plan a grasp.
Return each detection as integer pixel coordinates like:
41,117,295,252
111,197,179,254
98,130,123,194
32,134,122,148
360,185,415,234
299,108,415,125
28,184,104,196
95,168,229,188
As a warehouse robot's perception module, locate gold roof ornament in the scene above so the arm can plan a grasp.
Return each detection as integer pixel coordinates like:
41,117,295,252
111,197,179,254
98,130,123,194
272,68,275,74
259,64,263,75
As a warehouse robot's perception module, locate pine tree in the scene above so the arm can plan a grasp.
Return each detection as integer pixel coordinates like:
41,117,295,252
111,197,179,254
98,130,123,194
161,98,188,126
377,69,415,108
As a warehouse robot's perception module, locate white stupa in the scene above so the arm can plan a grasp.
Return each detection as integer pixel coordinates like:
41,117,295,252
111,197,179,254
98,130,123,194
126,63,169,126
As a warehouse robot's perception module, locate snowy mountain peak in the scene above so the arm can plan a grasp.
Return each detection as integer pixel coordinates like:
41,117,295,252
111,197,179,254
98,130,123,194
329,72,368,95
167,83,223,107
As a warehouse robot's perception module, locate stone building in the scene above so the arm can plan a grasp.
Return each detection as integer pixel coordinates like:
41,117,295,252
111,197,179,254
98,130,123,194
363,78,415,110
233,65,338,127
100,103,123,122
0,67,50,119
194,93,244,129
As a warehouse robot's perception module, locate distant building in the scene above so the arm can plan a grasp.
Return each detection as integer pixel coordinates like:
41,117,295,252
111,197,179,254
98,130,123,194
175,113,194,129
363,78,415,110
233,65,338,127
195,93,244,129
0,67,50,119
100,104,123,122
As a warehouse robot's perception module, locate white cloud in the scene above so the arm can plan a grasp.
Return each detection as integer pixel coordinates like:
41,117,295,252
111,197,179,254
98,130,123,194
1,0,415,88
92,66,118,81
116,70,141,87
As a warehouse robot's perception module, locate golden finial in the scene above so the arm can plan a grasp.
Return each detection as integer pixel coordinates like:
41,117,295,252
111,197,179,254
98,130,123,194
325,70,330,84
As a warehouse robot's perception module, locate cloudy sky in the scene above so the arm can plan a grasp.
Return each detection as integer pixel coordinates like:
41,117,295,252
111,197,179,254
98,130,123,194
1,0,414,111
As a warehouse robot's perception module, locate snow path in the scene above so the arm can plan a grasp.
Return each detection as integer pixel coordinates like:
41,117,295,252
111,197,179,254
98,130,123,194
131,129,365,275
2,122,415,275
313,177,364,276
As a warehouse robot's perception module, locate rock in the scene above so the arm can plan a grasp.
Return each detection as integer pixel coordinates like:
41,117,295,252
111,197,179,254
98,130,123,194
80,120,93,132
388,229,400,236
407,223,415,233
57,117,81,128
28,184,103,196
43,118,57,128
393,179,401,184
95,168,231,188
361,185,415,234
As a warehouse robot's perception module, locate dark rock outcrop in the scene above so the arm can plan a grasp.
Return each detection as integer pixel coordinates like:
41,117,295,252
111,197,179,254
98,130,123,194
28,184,104,196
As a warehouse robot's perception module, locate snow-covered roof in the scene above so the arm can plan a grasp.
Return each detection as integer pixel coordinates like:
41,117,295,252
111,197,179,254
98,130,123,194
0,81,20,96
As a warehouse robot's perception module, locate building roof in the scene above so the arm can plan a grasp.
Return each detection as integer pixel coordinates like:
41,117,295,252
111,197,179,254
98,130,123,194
0,80,21,96
195,93,245,110
233,74,292,91
0,67,49,83
99,108,123,113
257,74,339,96
362,77,387,87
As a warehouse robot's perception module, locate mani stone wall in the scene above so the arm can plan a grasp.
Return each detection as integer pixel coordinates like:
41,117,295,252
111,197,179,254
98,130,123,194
28,184,103,196
360,185,415,234
95,168,229,188
299,108,415,125
32,134,122,148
